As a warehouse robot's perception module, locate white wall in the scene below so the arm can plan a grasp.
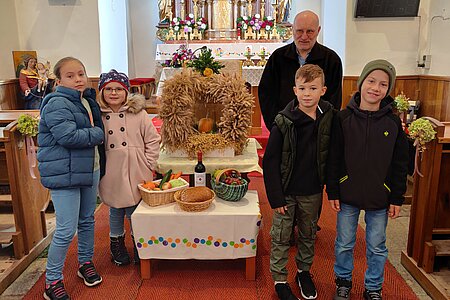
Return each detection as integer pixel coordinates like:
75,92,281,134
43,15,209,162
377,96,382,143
344,0,421,76
0,0,21,79
0,0,101,79
128,0,160,78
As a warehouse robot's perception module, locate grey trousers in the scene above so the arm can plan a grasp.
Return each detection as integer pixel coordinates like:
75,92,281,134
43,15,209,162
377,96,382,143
269,193,322,281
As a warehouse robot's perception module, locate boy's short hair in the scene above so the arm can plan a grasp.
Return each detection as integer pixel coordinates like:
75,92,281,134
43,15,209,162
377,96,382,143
295,64,325,86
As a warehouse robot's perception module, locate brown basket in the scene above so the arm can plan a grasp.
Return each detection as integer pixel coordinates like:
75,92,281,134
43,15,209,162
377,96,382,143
138,178,189,207
174,188,215,212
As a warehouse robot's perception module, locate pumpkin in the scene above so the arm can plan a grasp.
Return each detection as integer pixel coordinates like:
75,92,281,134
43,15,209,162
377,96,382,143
198,117,214,133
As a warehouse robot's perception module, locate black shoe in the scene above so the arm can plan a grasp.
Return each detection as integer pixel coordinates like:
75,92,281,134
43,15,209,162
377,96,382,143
43,280,70,300
363,289,382,300
275,283,299,300
296,271,317,299
110,235,131,266
77,261,102,287
334,278,352,300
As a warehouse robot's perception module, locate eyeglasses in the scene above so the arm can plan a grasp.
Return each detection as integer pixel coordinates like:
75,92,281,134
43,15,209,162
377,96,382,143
104,87,126,94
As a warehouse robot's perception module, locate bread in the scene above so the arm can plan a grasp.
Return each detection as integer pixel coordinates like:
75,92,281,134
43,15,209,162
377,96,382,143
180,187,212,202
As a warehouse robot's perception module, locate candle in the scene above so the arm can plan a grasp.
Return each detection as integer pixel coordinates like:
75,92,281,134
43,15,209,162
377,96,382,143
260,46,266,55
245,46,252,55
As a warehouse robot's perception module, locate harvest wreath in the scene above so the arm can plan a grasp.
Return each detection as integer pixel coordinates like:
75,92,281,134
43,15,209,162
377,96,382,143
159,69,254,158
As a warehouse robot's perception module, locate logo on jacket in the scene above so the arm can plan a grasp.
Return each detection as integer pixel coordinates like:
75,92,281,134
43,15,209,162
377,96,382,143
384,131,389,137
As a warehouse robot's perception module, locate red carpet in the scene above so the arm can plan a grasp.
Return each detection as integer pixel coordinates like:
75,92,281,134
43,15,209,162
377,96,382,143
24,177,418,300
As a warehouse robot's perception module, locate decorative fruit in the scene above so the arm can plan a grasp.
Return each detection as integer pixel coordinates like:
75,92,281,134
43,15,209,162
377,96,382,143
161,182,172,190
198,117,214,133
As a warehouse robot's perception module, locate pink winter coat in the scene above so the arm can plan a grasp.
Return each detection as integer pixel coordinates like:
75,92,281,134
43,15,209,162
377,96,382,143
99,94,161,208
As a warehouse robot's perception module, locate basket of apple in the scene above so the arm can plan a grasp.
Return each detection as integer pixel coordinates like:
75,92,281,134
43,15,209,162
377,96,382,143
138,170,188,206
211,168,248,202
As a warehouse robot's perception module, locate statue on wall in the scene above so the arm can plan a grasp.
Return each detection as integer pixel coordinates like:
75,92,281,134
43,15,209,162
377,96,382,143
278,0,292,23
158,0,173,22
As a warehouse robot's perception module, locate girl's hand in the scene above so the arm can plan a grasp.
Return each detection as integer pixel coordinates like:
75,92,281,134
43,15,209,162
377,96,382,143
388,204,401,219
329,199,341,212
274,206,288,215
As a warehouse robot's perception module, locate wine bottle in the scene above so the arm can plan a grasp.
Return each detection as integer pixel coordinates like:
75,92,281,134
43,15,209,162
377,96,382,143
194,151,206,186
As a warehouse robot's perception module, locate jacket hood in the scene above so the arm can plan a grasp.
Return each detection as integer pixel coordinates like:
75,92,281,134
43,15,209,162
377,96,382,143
280,98,333,123
41,86,96,110
100,93,146,114
347,92,394,119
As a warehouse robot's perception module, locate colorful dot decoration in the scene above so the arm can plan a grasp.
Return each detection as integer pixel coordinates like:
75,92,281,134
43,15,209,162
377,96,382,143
136,234,257,251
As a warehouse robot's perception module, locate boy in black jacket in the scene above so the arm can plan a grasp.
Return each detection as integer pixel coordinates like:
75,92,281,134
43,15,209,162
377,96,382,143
264,64,334,300
326,60,408,300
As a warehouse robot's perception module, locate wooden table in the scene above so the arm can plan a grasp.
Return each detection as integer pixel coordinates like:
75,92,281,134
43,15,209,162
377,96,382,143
131,190,261,280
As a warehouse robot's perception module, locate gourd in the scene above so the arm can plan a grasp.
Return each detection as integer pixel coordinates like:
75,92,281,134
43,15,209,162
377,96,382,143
198,117,214,133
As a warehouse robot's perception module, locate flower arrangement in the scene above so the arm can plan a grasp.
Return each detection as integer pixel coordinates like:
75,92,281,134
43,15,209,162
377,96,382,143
17,114,39,137
162,45,194,68
408,118,436,152
187,48,224,76
394,92,410,113
171,14,208,33
261,16,275,31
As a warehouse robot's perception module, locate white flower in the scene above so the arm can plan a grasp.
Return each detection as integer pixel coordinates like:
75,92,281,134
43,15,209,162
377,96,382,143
243,24,248,29
255,14,261,19
187,20,191,25
243,16,248,20
174,26,179,31
267,16,273,21
189,13,194,19
188,27,193,33
172,17,178,23
266,25,271,31
201,24,206,29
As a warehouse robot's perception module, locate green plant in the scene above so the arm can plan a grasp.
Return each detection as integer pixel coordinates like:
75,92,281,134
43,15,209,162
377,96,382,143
187,48,224,76
408,118,436,152
394,92,410,113
17,114,39,137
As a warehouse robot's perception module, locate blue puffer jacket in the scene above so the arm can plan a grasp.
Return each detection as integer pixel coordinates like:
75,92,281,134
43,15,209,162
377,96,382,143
37,86,105,189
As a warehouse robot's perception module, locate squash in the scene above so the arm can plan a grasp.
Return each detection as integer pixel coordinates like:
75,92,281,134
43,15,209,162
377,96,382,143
198,117,214,133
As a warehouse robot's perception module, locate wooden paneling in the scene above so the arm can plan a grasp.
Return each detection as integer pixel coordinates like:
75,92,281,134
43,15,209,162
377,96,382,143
342,75,450,121
0,78,100,111
0,79,23,110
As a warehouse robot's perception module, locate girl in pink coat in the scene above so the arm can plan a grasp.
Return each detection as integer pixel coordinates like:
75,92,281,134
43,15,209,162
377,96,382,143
97,69,161,266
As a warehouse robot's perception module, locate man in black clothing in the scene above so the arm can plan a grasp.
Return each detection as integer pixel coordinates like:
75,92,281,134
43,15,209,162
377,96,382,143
259,10,343,130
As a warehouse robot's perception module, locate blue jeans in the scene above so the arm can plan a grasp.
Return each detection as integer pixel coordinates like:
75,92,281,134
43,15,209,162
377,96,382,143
334,203,388,291
109,205,138,237
45,170,100,284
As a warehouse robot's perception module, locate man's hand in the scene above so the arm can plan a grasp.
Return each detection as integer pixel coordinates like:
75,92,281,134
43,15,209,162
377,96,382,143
329,199,341,212
388,204,401,219
274,206,288,215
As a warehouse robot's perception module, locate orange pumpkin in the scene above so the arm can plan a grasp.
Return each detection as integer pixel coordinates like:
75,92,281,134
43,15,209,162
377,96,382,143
198,117,214,133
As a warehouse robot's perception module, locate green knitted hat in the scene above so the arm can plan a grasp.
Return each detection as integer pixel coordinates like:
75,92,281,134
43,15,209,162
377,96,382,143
357,59,396,95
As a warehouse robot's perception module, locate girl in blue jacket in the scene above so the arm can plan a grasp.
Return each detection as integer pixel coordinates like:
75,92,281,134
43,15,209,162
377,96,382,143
38,57,105,300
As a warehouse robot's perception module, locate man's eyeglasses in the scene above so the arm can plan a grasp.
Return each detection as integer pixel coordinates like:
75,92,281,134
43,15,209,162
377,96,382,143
104,87,126,94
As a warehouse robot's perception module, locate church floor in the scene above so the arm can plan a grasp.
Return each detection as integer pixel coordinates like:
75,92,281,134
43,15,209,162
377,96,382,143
0,204,436,299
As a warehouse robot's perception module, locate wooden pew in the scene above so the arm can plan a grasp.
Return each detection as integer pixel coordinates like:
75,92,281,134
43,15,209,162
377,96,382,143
0,111,49,259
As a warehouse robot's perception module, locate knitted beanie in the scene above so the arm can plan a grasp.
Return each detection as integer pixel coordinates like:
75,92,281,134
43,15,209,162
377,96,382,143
357,59,396,95
98,69,130,91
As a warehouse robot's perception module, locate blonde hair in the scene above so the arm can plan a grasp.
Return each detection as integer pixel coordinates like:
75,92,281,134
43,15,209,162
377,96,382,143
295,64,325,86
97,87,130,110
53,57,86,80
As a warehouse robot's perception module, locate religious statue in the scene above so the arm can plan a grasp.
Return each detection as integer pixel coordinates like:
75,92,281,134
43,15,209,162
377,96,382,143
278,0,292,23
158,0,173,22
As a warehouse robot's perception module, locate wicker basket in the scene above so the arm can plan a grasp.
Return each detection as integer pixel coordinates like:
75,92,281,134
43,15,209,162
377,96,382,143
211,169,248,202
138,178,189,207
174,188,215,212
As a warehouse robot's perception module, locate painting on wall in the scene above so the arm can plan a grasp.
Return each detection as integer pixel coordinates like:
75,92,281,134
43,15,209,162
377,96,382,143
12,51,37,78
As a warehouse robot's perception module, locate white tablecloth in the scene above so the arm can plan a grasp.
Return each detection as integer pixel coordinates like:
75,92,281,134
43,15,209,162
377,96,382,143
157,138,263,174
156,66,265,95
131,190,261,260
156,42,285,61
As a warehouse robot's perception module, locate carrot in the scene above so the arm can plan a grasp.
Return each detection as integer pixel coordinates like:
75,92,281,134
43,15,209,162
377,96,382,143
172,171,182,179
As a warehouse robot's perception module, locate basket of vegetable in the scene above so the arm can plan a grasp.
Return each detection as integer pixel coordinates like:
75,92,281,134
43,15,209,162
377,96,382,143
211,168,248,202
138,170,188,207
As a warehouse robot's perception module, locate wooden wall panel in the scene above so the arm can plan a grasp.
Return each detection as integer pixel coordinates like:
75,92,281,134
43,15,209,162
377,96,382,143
0,79,23,110
418,76,450,122
0,78,100,111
